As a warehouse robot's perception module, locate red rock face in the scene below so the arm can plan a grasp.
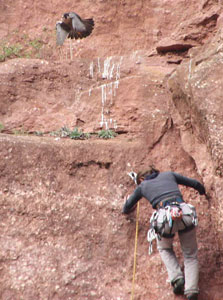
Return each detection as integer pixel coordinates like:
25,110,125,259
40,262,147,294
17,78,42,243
0,1,223,299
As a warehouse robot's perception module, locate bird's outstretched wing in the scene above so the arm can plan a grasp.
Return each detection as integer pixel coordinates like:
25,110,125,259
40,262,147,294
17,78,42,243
69,12,87,32
68,12,94,39
56,12,94,45
56,21,69,45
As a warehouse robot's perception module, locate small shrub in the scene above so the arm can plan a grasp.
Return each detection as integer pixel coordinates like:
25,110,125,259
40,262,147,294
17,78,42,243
0,35,45,61
69,127,85,139
49,130,59,137
4,44,22,57
50,127,90,140
0,123,4,132
0,43,23,61
12,128,29,135
84,132,91,139
29,39,43,50
60,126,71,137
34,131,44,136
98,129,117,139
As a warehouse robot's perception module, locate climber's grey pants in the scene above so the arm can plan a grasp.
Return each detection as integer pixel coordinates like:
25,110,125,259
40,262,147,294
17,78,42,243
157,227,199,296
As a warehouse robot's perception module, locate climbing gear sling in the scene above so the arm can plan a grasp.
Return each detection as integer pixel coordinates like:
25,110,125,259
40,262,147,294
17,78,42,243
147,201,198,255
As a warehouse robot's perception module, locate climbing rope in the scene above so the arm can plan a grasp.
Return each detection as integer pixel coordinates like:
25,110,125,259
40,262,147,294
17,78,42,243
130,201,140,300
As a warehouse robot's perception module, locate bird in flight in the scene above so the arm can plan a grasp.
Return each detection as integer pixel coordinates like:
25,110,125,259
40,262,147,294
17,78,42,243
56,12,94,46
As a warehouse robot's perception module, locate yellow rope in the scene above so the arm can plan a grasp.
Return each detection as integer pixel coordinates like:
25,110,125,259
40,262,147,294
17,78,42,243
130,202,140,300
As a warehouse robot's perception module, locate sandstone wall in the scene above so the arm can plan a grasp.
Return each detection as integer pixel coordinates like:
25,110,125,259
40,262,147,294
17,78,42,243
0,0,223,299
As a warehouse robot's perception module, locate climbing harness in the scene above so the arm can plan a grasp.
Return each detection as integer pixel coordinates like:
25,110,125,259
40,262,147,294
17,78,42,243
131,201,140,300
147,201,198,255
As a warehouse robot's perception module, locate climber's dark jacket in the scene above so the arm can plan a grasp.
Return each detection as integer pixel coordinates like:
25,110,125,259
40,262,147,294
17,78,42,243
122,171,205,213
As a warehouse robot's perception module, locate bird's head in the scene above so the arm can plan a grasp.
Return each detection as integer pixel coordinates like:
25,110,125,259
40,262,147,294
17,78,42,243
63,13,70,19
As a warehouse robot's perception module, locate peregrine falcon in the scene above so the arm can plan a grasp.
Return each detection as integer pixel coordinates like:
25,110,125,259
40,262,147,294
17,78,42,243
56,12,94,45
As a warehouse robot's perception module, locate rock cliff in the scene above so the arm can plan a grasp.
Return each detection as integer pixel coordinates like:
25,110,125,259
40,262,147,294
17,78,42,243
0,0,223,299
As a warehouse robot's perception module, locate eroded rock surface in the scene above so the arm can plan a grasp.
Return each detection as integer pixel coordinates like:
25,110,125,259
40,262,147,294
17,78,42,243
0,1,223,299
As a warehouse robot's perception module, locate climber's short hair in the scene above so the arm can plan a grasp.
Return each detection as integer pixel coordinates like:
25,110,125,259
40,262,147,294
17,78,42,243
136,165,160,185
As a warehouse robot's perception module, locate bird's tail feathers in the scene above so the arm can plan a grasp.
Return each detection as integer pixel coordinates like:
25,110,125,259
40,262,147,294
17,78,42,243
68,30,79,39
83,18,94,35
84,18,94,27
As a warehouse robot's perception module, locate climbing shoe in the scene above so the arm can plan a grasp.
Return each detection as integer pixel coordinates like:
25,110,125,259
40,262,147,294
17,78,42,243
171,277,185,295
187,293,198,300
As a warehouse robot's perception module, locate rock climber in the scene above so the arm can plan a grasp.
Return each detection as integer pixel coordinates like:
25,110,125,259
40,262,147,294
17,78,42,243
122,166,206,300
